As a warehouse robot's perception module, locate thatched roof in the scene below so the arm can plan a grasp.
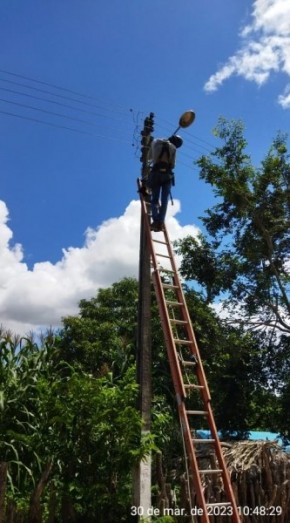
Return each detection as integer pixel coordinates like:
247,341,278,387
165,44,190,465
224,440,289,471
223,441,290,522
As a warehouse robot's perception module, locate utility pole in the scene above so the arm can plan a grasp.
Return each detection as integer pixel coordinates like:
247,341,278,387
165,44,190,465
133,113,154,520
133,110,194,520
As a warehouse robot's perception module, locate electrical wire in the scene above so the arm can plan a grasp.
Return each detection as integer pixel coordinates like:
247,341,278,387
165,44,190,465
0,70,216,156
0,72,135,120
0,69,141,147
0,86,137,148
0,85,133,127
0,96,111,128
0,108,133,144
157,115,216,150
0,68,132,116
0,108,91,135
0,69,216,160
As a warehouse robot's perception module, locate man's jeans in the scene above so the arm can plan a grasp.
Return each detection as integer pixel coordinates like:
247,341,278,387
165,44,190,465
151,181,171,224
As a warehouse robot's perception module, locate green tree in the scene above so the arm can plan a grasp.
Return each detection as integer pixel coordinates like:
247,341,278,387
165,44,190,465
57,277,139,376
0,329,57,521
178,118,290,334
56,277,179,510
0,322,152,522
176,118,290,433
37,365,149,523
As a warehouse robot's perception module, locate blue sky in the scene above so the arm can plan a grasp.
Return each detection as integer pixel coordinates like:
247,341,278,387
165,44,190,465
1,0,290,334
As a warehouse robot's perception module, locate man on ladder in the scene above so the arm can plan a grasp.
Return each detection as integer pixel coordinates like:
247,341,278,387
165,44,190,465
148,134,183,231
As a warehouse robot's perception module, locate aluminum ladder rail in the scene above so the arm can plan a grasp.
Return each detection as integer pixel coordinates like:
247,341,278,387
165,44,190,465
138,179,241,523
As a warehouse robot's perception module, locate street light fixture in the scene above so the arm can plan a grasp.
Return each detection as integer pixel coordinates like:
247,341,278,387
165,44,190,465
173,109,196,135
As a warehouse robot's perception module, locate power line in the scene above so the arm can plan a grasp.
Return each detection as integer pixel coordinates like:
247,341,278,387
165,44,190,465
0,98,133,136
0,108,91,135
0,69,134,117
0,84,133,127
0,96,112,128
0,71,137,143
0,74,139,143
0,68,134,116
0,68,103,101
0,108,133,144
0,69,215,155
0,69,216,158
157,115,215,150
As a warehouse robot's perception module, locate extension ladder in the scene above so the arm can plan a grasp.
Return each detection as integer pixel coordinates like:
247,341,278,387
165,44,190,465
138,179,241,523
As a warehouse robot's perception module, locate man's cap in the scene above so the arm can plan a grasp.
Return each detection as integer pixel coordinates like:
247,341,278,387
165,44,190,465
168,135,183,148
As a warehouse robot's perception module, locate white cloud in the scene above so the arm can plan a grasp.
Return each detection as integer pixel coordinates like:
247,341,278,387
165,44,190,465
278,83,290,107
0,199,199,336
204,0,290,107
242,0,290,37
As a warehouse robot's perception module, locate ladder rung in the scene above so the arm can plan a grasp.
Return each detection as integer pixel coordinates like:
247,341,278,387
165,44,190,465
153,239,167,245
170,319,187,324
174,339,192,345
165,300,183,306
186,410,207,415
182,360,196,367
155,253,170,258
193,439,215,444
163,283,179,289
158,268,175,274
184,383,204,390
199,469,223,475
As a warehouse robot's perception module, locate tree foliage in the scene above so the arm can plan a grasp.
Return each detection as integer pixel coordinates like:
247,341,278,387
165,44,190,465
57,277,139,377
176,117,290,438
3,275,265,520
177,118,290,334
0,323,152,522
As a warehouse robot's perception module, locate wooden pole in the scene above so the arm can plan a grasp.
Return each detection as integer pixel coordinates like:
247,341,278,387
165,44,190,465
133,113,154,520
